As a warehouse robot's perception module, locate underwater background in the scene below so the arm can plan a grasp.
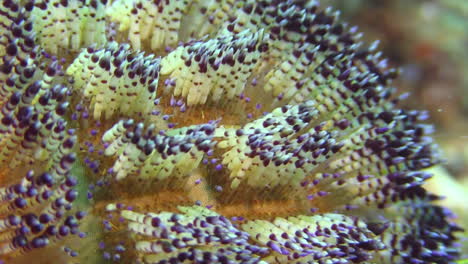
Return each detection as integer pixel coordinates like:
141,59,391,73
0,0,467,263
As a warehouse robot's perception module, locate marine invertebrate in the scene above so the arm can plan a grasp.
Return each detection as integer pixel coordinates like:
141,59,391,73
0,0,462,264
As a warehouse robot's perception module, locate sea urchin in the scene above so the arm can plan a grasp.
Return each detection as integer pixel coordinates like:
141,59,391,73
0,0,462,263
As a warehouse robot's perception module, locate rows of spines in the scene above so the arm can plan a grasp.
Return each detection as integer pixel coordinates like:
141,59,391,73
98,100,441,209
373,201,461,263
102,119,217,181
106,0,191,51
0,159,84,258
56,0,399,114
160,29,267,106
67,42,160,120
105,205,387,264
243,213,384,263
30,0,108,54
104,202,461,263
219,101,343,189
16,0,399,107
0,0,74,169
0,2,86,260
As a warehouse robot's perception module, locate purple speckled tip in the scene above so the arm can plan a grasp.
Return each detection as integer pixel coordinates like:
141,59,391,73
251,78,258,86
88,146,95,153
317,191,328,197
103,252,111,260
42,51,51,58
115,245,125,252
345,204,358,211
